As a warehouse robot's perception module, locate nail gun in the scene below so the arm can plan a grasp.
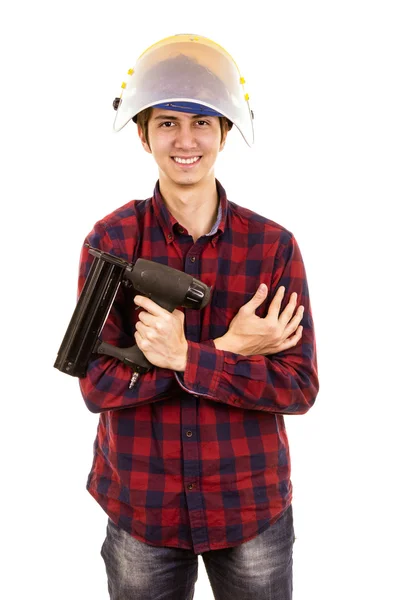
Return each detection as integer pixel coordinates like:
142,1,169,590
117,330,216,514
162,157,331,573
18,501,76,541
53,245,212,384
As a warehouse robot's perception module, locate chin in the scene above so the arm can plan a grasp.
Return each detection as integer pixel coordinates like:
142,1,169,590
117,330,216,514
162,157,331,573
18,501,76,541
167,171,204,187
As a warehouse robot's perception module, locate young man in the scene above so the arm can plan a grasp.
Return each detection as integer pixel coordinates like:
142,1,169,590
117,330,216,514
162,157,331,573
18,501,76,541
78,34,319,600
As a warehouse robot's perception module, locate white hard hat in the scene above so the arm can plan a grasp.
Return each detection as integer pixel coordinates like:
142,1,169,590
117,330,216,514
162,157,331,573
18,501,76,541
113,33,254,146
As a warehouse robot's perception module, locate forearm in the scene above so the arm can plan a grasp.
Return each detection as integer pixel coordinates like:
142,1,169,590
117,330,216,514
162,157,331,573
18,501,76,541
175,338,318,414
79,356,177,413
213,336,241,353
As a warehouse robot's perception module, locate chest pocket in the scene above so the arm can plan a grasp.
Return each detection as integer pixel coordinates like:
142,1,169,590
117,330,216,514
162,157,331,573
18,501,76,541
210,288,253,336
210,281,273,337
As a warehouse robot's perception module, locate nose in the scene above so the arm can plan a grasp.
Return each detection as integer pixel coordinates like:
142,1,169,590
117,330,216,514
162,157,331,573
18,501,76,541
174,124,198,150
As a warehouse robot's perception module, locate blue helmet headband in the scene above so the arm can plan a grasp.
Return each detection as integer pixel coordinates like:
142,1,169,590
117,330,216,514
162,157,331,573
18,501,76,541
152,101,224,118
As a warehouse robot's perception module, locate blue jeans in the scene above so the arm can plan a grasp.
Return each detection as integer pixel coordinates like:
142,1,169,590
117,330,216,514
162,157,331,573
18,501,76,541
100,504,295,600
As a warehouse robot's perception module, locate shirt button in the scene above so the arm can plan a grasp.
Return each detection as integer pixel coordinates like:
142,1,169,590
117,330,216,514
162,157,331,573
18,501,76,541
167,233,173,240
187,483,195,491
186,430,193,437
189,256,196,263
178,227,184,233
193,395,199,398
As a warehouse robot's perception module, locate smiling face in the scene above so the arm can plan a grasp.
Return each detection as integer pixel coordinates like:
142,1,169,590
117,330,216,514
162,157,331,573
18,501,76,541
138,108,228,188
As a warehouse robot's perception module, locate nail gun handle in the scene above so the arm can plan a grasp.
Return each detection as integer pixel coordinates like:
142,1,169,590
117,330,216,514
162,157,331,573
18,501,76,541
96,341,153,374
96,297,180,375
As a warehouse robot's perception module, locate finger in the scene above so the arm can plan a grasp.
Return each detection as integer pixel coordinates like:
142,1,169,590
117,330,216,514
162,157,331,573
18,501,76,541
274,326,303,353
135,320,155,340
240,284,269,314
137,310,160,328
267,286,286,317
172,308,185,322
281,307,304,338
279,296,303,329
284,326,303,347
134,329,144,349
134,295,167,317
277,292,298,327
134,329,151,353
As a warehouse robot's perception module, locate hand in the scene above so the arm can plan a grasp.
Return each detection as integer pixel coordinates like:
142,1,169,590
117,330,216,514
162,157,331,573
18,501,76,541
133,296,188,371
214,284,304,356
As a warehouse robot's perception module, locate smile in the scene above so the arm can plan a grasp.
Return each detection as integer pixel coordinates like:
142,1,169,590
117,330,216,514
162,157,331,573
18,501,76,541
172,156,201,165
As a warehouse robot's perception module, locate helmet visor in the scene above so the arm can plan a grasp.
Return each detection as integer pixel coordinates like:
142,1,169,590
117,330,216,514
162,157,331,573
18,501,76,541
114,34,254,146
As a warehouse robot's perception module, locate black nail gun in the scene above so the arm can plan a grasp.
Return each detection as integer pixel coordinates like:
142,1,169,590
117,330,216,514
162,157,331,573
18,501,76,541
54,244,212,379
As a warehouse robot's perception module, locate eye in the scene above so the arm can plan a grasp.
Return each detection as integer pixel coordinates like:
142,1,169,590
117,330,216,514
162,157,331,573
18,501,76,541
160,121,176,128
196,120,210,126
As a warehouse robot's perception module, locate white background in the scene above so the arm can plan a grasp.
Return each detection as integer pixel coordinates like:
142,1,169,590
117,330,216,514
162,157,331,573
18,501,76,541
2,1,396,598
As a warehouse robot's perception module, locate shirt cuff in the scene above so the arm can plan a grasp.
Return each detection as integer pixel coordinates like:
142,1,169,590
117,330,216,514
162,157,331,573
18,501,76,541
174,339,224,397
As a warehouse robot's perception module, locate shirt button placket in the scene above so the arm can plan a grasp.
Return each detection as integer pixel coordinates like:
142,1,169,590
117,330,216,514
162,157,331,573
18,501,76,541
181,402,200,494
185,251,200,344
181,249,209,551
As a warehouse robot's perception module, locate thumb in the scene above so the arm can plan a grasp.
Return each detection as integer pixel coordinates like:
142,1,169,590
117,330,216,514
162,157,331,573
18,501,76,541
173,308,185,321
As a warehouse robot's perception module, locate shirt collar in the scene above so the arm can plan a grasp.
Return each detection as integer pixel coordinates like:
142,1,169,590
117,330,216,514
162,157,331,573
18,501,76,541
151,179,227,247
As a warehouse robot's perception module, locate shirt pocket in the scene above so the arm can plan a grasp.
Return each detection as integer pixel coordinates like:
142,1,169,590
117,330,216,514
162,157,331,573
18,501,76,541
210,288,253,336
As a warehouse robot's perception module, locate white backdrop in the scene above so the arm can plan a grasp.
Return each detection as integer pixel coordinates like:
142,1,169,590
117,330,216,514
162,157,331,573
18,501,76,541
2,1,396,598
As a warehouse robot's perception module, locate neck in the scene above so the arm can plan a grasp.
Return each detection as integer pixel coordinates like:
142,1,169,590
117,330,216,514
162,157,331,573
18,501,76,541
158,174,219,241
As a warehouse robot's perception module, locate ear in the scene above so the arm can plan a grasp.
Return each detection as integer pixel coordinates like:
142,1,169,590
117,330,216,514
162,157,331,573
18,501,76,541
219,129,228,152
137,124,152,154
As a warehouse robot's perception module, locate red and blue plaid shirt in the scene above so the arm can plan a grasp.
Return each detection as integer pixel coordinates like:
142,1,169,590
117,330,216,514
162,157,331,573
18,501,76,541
78,179,319,554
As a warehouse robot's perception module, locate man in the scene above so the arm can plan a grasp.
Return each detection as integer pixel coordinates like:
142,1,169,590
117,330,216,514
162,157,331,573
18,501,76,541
78,34,319,600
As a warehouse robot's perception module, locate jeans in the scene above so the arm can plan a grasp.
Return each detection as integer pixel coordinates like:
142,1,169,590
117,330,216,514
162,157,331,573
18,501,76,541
100,504,295,600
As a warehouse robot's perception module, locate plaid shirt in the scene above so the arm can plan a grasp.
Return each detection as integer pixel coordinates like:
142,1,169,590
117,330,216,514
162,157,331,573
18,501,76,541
78,180,319,554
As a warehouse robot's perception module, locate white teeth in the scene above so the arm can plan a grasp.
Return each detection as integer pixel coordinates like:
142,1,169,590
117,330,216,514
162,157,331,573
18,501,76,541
173,156,200,164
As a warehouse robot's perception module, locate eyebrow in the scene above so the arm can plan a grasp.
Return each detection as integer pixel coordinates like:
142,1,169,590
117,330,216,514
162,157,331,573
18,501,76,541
153,114,209,121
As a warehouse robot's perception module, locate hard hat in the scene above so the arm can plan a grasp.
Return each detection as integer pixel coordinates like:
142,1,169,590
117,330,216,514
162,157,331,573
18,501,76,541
113,34,254,146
